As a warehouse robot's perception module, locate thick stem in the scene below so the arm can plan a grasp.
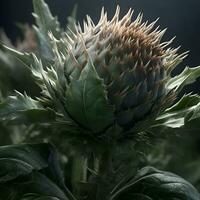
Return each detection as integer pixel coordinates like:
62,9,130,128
95,148,113,200
72,153,88,197
71,146,114,200
98,149,113,176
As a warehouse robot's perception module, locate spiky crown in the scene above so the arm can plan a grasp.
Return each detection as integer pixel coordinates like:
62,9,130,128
62,6,187,130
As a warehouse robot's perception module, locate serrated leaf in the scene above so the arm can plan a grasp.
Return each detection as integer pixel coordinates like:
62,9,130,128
154,94,200,129
33,0,61,38
1,45,34,68
0,143,76,200
33,26,54,60
0,46,73,123
66,5,78,35
0,49,13,68
167,66,200,92
32,0,61,60
65,60,114,133
0,92,56,124
0,44,41,98
112,166,200,200
0,45,57,99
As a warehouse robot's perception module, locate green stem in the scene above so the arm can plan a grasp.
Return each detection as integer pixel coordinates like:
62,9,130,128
95,148,113,200
98,149,113,176
71,145,114,200
72,153,88,197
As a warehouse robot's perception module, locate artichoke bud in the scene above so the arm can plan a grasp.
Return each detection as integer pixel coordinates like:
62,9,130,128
60,6,186,132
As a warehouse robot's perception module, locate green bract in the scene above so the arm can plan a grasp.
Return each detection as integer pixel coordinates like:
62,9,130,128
1,0,200,143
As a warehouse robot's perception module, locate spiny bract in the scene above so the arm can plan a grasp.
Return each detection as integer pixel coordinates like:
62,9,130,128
60,6,186,131
5,6,188,138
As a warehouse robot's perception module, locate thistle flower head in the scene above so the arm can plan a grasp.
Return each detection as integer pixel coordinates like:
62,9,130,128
2,2,200,145
63,6,186,130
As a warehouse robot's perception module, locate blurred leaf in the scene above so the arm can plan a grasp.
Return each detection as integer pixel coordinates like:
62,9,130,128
1,45,34,68
0,143,76,200
0,122,13,145
33,25,54,60
0,143,50,182
66,4,78,34
0,46,50,84
0,45,37,97
1,44,76,128
112,166,200,200
33,0,61,38
32,0,61,60
21,194,60,200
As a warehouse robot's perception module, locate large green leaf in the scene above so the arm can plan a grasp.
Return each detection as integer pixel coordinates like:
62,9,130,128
154,94,200,129
0,143,51,182
0,143,76,200
33,26,54,60
111,166,200,200
0,46,53,87
167,66,200,92
1,45,75,126
65,59,114,133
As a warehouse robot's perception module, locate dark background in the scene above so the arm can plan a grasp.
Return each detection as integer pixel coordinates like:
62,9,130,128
0,0,200,93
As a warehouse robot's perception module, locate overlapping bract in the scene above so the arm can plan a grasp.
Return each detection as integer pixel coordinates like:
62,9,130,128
51,6,187,131
1,3,200,141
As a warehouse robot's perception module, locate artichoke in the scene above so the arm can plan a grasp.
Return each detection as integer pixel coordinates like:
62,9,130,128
64,6,187,131
1,1,200,199
1,3,200,143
